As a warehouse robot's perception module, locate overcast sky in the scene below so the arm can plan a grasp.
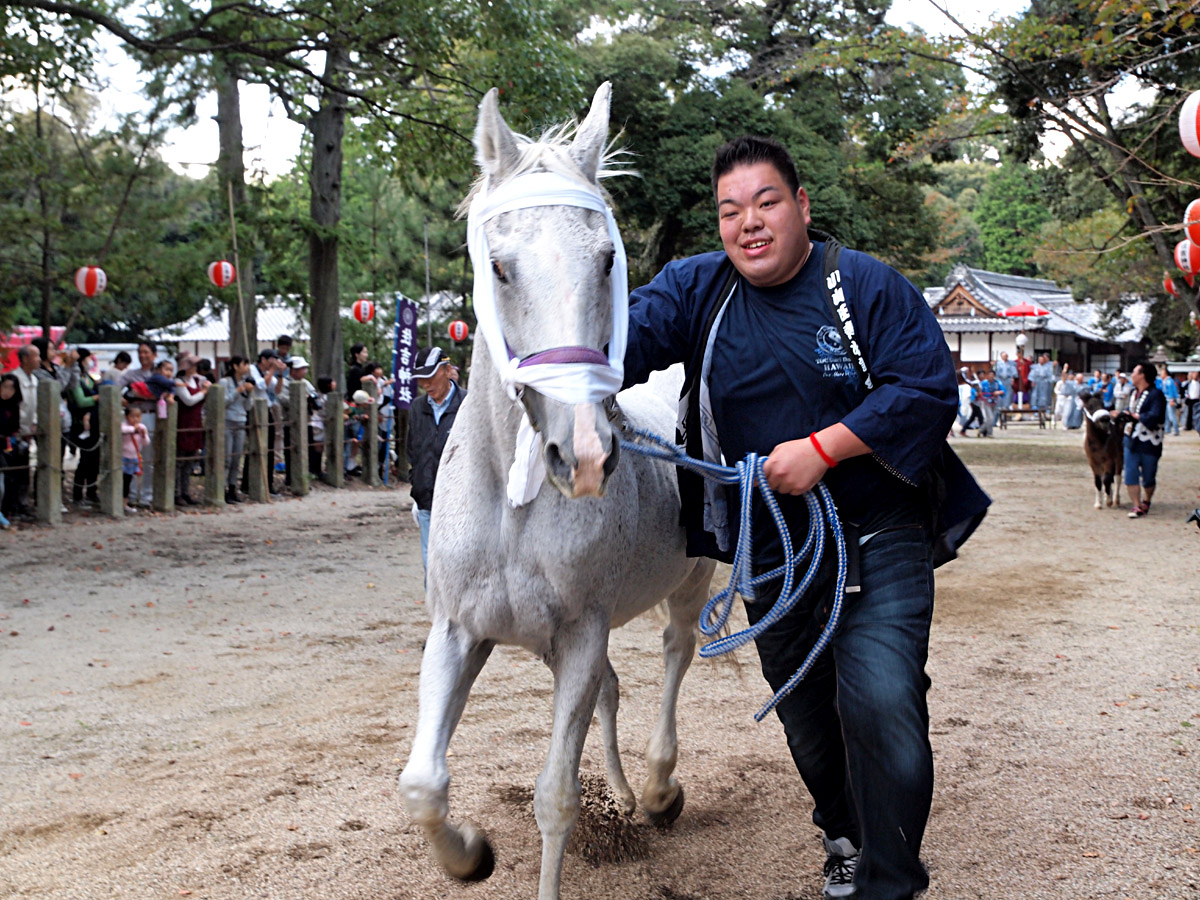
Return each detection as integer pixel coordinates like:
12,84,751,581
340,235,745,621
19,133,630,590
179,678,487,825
85,1,1030,181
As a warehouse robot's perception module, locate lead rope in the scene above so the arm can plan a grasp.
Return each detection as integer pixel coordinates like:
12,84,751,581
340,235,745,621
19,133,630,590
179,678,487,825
620,427,847,721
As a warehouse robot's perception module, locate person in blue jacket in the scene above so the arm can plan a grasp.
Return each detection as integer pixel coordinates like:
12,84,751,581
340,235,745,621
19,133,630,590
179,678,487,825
622,136,989,900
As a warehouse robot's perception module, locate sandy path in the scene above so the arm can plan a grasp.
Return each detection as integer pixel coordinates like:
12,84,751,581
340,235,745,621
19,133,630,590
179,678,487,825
2,427,1198,900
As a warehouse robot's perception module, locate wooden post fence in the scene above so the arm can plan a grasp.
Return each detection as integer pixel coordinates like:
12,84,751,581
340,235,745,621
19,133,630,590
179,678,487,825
323,392,344,488
35,380,62,525
205,387,226,507
96,385,123,517
152,401,178,513
288,381,309,496
364,380,381,487
247,398,270,502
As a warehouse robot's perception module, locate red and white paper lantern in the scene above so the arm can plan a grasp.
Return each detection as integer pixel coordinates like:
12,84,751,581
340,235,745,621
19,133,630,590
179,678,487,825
352,298,375,323
74,266,107,297
1164,272,1180,298
1181,91,1200,158
207,260,236,288
1174,239,1200,276
448,319,469,342
1185,199,1200,247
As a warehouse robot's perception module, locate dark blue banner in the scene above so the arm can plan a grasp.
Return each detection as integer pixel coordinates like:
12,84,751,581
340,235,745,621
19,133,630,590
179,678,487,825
392,295,419,410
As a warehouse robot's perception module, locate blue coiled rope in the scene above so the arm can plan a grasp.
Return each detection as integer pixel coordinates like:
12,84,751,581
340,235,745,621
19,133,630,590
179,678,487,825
620,427,847,722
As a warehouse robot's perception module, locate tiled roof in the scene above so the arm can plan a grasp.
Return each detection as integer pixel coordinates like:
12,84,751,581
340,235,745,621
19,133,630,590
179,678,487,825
935,316,1044,333
929,266,1148,343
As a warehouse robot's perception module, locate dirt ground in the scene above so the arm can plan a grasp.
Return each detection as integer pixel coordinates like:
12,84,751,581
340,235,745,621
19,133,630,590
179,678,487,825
2,425,1198,900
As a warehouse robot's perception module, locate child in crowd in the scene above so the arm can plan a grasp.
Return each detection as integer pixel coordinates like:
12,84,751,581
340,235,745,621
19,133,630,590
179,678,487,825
121,406,150,514
123,359,177,405
312,377,335,475
220,356,255,504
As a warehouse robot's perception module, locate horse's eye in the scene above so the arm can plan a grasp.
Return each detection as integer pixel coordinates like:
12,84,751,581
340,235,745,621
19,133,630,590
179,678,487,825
491,260,507,283
604,250,615,275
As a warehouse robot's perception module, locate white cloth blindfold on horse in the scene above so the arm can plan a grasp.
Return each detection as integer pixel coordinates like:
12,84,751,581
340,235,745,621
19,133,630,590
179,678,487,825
467,171,629,507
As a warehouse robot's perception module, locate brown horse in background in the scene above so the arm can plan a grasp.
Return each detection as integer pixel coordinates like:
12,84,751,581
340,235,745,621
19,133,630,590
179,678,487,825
1080,391,1132,509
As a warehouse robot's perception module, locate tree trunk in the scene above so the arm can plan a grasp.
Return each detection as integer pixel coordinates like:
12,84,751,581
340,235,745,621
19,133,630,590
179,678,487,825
35,93,54,340
216,56,258,358
308,45,349,388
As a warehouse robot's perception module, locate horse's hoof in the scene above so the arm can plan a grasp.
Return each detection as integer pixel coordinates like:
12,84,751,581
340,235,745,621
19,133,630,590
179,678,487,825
459,837,495,882
646,785,684,828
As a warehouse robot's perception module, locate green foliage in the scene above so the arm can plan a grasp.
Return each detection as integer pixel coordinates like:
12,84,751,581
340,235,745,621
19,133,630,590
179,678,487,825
257,122,471,342
580,3,966,285
1033,207,1157,300
974,163,1051,277
0,93,218,339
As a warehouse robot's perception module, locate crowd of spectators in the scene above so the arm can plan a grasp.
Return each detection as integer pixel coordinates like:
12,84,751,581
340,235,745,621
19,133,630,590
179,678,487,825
954,352,1199,438
0,334,405,525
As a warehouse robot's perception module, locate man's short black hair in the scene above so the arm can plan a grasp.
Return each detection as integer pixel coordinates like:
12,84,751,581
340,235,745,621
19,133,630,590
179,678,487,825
1130,359,1152,380
115,350,132,365
711,136,801,198
258,348,278,361
138,339,156,354
277,334,293,346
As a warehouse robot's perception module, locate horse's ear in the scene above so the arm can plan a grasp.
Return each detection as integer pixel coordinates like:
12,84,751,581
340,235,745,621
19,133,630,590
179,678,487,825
570,82,611,183
476,88,521,180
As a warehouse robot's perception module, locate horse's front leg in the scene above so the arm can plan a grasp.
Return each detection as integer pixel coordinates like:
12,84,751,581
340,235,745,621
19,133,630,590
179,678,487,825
536,621,609,900
400,616,495,881
642,560,714,824
595,657,636,814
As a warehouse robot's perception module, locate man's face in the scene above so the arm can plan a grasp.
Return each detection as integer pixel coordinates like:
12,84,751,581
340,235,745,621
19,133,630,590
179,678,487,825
20,347,40,373
291,366,308,381
1131,365,1148,389
137,344,155,369
716,162,812,288
1000,352,1009,361
418,365,451,399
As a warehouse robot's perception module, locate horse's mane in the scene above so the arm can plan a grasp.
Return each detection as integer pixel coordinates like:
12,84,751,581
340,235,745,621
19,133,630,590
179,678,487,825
456,120,631,218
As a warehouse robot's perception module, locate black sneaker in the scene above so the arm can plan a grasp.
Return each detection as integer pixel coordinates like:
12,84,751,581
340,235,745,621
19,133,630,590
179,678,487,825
822,834,859,899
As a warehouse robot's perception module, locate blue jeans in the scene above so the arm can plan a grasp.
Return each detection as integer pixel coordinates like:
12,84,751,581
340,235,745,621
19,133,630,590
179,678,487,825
415,507,431,574
745,526,935,900
1165,402,1180,434
1123,441,1159,488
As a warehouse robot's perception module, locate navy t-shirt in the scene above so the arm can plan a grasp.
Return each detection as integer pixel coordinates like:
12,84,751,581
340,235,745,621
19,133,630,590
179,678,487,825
709,242,925,564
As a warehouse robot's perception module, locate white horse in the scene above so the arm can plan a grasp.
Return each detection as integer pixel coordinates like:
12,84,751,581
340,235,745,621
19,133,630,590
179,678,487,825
399,83,716,900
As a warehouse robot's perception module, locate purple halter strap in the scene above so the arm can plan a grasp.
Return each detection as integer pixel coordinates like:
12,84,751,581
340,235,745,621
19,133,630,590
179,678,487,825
516,346,609,368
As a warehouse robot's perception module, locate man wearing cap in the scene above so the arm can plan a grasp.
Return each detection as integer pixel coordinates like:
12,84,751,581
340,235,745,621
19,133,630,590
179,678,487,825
406,347,465,575
280,355,322,480
621,136,988,900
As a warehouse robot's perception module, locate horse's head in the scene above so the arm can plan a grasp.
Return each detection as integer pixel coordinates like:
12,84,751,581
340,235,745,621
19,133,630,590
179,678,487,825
471,83,622,500
1080,391,1114,432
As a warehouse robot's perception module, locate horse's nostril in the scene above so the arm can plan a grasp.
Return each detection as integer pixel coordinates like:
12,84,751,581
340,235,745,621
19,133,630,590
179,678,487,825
545,441,570,477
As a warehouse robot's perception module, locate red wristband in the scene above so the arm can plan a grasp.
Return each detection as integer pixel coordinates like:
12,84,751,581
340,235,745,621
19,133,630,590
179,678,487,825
809,432,837,468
